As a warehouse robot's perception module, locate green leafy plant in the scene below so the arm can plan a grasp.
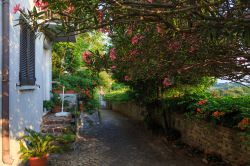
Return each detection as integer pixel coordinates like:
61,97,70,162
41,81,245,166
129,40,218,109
43,93,70,113
51,92,62,106
53,69,100,112
18,128,59,161
104,85,134,103
43,100,54,111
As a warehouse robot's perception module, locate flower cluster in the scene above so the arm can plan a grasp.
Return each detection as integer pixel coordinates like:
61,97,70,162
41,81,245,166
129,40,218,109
238,118,249,131
131,34,144,45
81,88,92,98
168,41,181,51
197,100,207,105
196,108,202,113
156,24,163,34
212,111,225,118
82,51,92,64
98,10,104,25
163,77,171,87
34,0,49,11
110,48,117,61
127,26,133,36
64,5,75,14
129,50,139,56
188,46,196,54
13,4,20,14
124,75,130,81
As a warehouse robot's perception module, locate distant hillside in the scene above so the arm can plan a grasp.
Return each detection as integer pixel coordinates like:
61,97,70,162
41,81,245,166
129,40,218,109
212,82,242,90
210,82,250,97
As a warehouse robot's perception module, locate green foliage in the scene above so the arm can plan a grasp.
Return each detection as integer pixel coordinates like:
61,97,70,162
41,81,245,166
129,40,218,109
189,96,250,114
52,32,106,79
43,92,70,112
163,77,216,98
210,82,250,97
54,69,100,112
56,70,99,91
43,100,54,111
52,42,82,78
18,128,59,161
98,71,114,90
20,0,250,84
104,83,134,103
165,92,250,130
50,92,62,105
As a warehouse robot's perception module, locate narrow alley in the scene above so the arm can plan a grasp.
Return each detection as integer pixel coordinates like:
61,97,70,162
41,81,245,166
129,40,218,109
49,109,207,166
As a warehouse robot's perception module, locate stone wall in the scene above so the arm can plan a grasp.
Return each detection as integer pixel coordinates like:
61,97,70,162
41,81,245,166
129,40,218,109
172,114,250,166
107,102,145,121
107,102,250,166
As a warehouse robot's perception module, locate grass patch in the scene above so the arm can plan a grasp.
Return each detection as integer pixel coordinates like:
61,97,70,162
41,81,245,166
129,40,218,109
104,88,134,103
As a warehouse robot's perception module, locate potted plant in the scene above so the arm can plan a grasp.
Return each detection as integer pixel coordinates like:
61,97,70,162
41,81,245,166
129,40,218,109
51,93,63,113
18,128,59,166
43,100,54,112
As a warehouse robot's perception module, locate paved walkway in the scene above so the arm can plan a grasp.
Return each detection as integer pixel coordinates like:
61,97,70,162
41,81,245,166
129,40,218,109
49,109,207,166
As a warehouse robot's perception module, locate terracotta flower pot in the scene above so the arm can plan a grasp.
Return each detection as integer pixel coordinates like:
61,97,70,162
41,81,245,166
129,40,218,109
52,89,62,94
79,103,84,112
52,89,76,94
29,155,48,166
52,105,61,113
65,90,76,94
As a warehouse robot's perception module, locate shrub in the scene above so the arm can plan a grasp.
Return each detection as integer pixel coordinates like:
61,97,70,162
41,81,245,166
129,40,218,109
104,83,134,103
168,94,250,130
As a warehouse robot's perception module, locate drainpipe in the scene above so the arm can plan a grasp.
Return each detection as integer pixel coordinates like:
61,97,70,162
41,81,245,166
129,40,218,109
2,0,14,165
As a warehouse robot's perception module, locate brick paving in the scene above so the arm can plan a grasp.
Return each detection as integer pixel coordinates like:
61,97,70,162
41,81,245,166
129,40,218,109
49,109,207,166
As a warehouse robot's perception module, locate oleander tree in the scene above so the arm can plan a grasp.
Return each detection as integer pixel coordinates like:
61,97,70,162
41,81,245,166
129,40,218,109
15,0,250,97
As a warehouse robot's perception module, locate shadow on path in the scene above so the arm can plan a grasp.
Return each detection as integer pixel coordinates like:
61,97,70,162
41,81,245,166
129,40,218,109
49,109,207,166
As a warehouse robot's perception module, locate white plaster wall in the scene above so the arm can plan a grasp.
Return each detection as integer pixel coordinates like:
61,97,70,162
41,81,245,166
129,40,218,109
43,48,52,101
0,0,52,165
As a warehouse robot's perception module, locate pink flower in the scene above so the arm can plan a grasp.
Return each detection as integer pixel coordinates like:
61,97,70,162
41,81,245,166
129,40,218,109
188,46,196,54
34,0,41,7
147,0,154,3
98,10,104,25
127,26,133,35
34,0,48,10
163,77,171,87
13,4,20,14
124,75,130,81
101,28,111,35
129,50,139,56
82,51,92,64
131,34,144,45
168,41,181,51
111,65,116,70
156,24,162,33
110,48,117,61
64,5,75,14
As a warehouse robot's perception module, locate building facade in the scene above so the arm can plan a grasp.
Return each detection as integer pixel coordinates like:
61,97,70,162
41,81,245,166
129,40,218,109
0,0,52,165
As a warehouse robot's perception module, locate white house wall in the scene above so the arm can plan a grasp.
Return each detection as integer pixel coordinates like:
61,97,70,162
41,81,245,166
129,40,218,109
0,0,52,165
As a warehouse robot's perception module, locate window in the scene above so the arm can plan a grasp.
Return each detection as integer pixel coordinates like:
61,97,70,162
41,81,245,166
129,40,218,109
19,19,36,86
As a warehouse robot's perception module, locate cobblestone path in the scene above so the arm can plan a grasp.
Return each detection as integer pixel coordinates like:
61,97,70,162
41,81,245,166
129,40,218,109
49,109,207,166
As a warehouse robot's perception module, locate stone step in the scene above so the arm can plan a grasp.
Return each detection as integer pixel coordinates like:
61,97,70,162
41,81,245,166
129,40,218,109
43,120,74,125
41,112,75,135
41,124,72,133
